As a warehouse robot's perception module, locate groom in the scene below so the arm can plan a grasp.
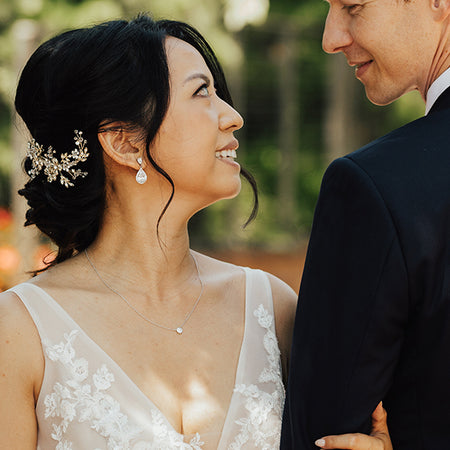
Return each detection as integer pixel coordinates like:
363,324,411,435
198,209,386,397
281,0,450,448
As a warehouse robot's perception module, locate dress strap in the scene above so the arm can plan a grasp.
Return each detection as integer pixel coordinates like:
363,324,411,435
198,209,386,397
8,282,77,345
241,267,275,318
218,267,283,449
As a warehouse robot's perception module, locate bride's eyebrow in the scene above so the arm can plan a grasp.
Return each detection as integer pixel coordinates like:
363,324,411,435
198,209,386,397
183,73,211,86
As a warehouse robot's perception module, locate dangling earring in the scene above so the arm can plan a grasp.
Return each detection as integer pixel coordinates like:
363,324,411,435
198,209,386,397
135,157,147,184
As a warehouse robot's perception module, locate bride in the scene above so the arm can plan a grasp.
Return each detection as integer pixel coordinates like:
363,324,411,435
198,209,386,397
0,14,391,449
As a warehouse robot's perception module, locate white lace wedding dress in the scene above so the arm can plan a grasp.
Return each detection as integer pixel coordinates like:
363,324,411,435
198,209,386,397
10,267,284,449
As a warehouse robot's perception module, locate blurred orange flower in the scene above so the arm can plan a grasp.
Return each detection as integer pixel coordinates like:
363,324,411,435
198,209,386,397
0,208,12,230
0,245,21,273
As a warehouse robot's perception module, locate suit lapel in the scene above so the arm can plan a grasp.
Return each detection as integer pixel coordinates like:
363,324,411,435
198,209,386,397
429,85,450,114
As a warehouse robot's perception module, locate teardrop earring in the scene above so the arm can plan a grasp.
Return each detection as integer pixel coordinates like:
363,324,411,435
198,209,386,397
135,157,147,184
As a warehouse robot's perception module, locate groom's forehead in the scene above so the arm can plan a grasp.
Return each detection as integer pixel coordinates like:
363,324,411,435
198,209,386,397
322,0,421,8
322,0,430,24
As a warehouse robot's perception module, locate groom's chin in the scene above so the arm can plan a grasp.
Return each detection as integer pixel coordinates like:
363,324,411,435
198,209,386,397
363,84,410,107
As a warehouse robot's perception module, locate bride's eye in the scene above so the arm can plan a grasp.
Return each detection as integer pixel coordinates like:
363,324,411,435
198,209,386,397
195,84,210,98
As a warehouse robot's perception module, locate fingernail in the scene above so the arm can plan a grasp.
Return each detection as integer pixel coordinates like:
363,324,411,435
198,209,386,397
315,439,325,447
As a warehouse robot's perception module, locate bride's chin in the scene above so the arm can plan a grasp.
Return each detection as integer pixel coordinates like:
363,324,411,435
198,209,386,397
223,183,242,200
199,187,241,210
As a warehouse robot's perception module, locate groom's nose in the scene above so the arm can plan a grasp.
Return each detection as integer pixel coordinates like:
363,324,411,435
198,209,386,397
322,8,353,54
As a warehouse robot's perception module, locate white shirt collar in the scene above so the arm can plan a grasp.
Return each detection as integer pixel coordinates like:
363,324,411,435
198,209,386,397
425,67,450,115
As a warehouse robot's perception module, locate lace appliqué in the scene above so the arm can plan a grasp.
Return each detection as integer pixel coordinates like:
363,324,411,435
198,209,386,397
42,330,204,449
229,304,285,449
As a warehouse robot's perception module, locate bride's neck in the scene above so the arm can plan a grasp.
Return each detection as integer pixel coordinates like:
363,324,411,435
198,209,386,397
87,202,193,288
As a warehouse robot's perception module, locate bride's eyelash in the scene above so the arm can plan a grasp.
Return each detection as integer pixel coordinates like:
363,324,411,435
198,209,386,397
194,83,210,97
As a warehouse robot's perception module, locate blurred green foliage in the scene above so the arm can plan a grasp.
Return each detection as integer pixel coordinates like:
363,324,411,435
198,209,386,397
0,0,423,252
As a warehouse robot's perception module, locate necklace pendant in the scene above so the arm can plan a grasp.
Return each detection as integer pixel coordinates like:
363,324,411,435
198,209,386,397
176,327,183,335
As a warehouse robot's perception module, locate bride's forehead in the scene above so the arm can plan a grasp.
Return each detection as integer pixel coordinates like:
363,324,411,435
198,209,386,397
165,37,207,69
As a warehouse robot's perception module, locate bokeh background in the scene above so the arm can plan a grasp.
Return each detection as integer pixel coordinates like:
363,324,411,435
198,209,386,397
0,0,423,292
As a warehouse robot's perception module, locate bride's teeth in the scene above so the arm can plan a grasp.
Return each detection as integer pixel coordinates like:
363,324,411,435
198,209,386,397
215,149,237,159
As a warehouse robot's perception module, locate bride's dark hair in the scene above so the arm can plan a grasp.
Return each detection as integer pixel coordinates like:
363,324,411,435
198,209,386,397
15,14,258,271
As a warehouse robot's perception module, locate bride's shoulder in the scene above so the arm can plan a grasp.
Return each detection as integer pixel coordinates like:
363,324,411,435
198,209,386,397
0,284,43,344
0,286,34,327
192,250,296,295
191,250,244,278
0,286,44,388
265,272,297,302
0,287,43,443
264,273,297,332
192,250,297,314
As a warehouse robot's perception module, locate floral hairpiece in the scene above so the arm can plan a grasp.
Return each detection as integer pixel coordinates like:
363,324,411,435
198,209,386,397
26,130,90,188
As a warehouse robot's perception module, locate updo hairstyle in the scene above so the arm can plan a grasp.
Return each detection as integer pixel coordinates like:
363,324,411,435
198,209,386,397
15,14,258,271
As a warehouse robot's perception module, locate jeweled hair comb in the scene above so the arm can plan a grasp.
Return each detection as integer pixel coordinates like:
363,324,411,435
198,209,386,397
26,130,89,188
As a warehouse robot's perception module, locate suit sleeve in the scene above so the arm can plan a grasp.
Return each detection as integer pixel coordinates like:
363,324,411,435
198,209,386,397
281,157,409,449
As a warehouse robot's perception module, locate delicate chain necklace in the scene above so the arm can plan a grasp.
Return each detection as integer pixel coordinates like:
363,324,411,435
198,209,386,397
84,249,203,335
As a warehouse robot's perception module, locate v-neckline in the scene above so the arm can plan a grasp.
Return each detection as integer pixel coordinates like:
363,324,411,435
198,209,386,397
21,274,250,447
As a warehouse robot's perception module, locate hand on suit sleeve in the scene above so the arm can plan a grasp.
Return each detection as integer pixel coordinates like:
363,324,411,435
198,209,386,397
315,402,393,450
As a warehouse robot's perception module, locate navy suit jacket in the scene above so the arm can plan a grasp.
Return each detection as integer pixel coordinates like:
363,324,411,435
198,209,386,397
281,88,450,449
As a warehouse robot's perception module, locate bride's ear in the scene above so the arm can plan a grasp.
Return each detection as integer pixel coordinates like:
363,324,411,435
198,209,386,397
97,122,146,170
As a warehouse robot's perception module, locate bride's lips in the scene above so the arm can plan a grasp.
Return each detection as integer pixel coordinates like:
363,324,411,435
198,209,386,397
215,139,240,168
216,139,239,153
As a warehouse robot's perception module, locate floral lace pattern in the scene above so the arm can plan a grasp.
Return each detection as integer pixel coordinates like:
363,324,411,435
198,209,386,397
19,271,282,450
42,330,204,449
228,304,285,449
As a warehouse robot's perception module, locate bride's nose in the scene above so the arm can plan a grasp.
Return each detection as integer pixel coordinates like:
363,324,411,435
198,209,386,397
219,99,244,131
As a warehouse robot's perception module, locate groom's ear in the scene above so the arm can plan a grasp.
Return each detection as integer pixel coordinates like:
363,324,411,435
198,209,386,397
97,122,146,170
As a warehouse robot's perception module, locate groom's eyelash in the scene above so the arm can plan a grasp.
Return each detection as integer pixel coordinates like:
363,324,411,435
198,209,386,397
343,3,362,13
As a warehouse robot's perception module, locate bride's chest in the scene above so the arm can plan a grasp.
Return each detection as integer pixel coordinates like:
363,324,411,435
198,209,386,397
33,273,283,449
60,304,245,436
102,328,244,435
38,324,267,450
